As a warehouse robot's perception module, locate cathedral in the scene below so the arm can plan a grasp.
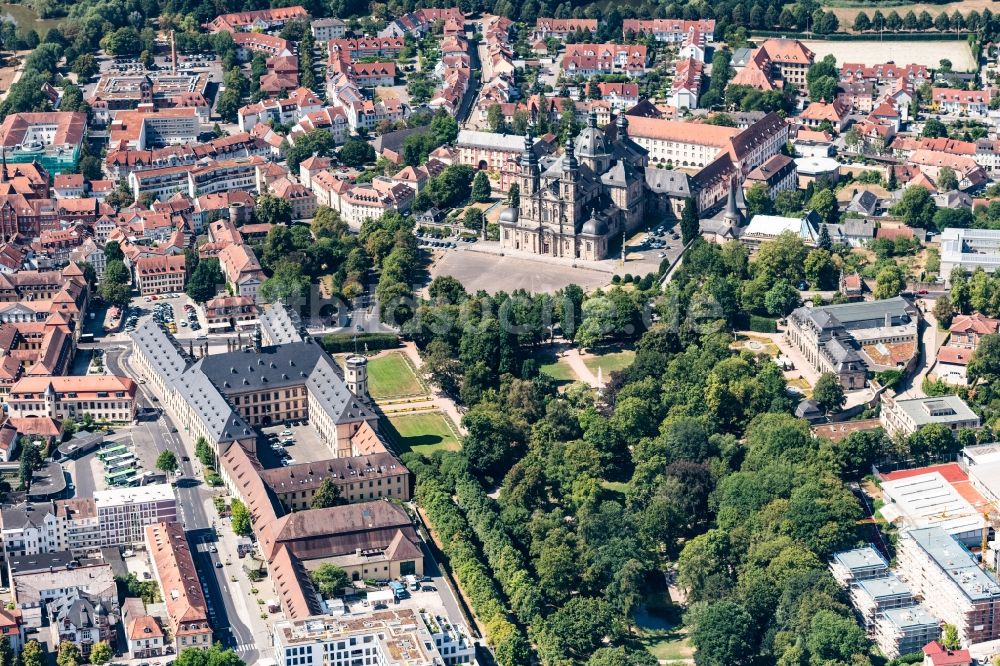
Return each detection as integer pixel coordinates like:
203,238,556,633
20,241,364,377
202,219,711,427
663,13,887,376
498,111,647,261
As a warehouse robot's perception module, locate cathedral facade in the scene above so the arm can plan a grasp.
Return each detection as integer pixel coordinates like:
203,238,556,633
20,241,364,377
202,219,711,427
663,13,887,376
498,112,647,261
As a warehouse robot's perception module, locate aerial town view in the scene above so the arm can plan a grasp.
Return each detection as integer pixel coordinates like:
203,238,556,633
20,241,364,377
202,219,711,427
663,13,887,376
0,0,998,665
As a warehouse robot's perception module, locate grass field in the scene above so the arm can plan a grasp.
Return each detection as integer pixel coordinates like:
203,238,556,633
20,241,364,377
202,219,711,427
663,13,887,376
582,350,635,376
385,412,461,456
536,349,578,384
367,352,425,400
800,38,975,70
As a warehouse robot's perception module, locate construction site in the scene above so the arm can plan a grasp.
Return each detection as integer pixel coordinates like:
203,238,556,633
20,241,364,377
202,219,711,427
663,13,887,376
830,446,1000,660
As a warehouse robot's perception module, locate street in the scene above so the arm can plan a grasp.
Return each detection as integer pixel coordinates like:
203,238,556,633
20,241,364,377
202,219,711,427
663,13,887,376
104,345,260,663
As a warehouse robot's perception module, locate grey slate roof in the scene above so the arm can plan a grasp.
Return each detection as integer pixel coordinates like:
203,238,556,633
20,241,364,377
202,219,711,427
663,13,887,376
846,190,879,216
259,303,303,346
644,168,691,197
130,321,188,381
306,354,376,424
0,501,54,530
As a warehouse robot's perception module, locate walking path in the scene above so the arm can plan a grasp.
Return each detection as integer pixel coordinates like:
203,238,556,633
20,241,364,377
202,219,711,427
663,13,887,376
562,347,600,388
396,342,467,435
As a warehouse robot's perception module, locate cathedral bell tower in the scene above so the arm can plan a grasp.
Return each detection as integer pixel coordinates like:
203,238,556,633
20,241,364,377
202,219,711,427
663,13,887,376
520,130,539,197
561,133,578,203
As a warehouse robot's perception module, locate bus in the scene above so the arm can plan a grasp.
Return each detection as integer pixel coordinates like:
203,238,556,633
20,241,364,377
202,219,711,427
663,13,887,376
102,451,135,467
104,458,136,475
79,333,94,343
105,469,137,486
98,444,128,460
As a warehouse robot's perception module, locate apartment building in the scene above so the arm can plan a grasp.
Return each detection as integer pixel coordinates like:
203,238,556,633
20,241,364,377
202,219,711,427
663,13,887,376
232,32,293,59
7,375,137,423
95,485,177,546
941,228,1000,278
898,526,1000,645
732,38,815,91
11,553,116,629
850,574,915,628
218,243,265,303
145,522,213,652
830,544,890,586
621,18,715,41
874,605,942,658
533,18,597,40
273,610,457,666
109,108,199,151
669,57,703,110
563,44,649,77
134,254,186,296
259,452,410,510
206,6,309,32
188,157,265,197
311,17,346,41
128,165,190,200
933,88,994,116
880,394,981,437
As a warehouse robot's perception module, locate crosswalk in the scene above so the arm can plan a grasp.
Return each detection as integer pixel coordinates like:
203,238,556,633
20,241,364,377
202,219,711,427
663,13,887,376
235,643,256,653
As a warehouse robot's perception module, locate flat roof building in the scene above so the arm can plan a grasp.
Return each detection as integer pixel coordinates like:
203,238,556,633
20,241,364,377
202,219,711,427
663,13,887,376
850,574,915,628
879,471,985,545
898,526,1000,645
830,545,889,586
881,395,981,438
874,605,942,658
0,112,87,174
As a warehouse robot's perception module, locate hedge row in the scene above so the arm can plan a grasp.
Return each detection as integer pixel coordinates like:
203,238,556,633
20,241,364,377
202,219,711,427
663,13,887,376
454,476,543,625
750,29,973,41
320,332,400,353
406,455,532,666
749,315,778,333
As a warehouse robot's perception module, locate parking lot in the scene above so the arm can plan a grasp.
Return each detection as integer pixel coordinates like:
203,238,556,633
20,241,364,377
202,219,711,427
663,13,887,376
123,293,207,337
258,422,334,469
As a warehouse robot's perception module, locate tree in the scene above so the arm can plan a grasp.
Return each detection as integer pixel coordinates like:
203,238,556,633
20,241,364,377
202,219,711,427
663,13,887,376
807,55,839,102
310,563,349,597
936,166,959,191
463,207,484,231
21,641,44,666
508,182,520,209
185,258,222,304
175,644,244,666
57,640,81,666
18,442,40,490
804,249,837,289
71,54,99,80
681,197,699,245
807,188,838,224
260,261,309,304
156,450,178,474
256,193,294,225
538,597,615,662
764,280,800,316
89,641,113,666
817,223,832,250
874,264,906,299
744,183,773,218
892,185,937,227
486,103,504,132
813,372,846,413
806,610,868,663
339,138,375,168
942,624,960,651
689,601,756,666
922,118,948,138
230,498,252,536
853,12,871,31
104,240,124,262
310,478,348,508
968,334,1000,386
462,404,522,479
933,294,956,328
587,647,658,666
471,171,492,202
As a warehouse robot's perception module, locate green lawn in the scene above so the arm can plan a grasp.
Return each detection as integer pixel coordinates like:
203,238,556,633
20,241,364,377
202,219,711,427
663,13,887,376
536,350,578,384
582,350,635,377
384,412,461,456
634,606,692,663
367,353,425,400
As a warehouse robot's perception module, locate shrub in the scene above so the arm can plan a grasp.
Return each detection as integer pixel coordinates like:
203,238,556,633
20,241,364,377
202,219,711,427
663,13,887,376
321,333,400,353
749,315,778,333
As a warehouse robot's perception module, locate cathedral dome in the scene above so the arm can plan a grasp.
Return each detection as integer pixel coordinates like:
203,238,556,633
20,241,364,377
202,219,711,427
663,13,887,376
581,213,607,236
575,126,610,159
